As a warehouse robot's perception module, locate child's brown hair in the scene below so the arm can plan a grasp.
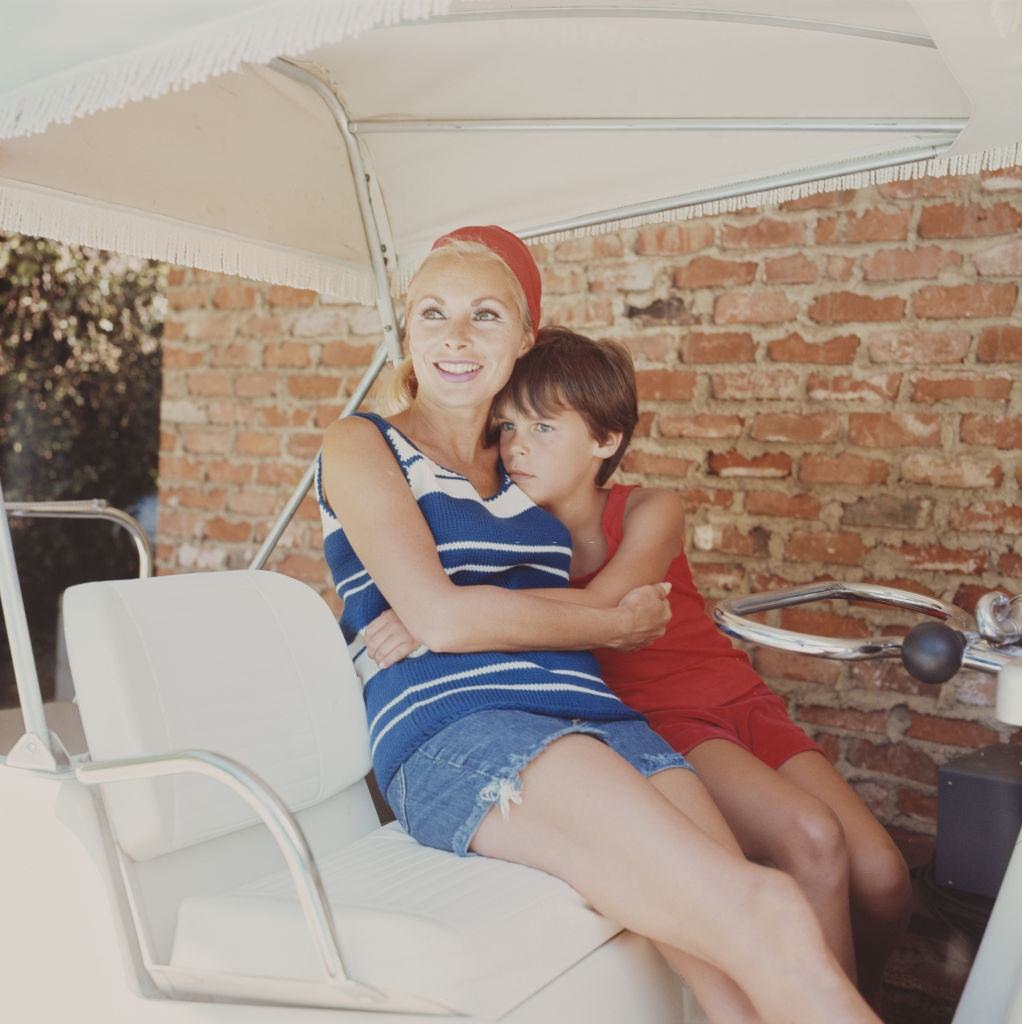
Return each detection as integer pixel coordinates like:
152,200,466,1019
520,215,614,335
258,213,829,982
493,325,638,485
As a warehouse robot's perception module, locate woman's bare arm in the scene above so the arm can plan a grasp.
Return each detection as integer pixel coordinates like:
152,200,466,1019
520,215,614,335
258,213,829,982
322,418,668,654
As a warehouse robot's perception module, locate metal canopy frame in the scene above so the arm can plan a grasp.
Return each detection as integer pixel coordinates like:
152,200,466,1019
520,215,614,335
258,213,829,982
0,2,972,768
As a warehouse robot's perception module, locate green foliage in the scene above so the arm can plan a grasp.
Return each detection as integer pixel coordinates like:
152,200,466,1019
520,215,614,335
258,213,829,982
1,233,164,706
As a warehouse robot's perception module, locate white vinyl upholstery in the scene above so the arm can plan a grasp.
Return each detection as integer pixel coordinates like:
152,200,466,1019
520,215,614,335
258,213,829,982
63,570,370,861
171,821,621,1020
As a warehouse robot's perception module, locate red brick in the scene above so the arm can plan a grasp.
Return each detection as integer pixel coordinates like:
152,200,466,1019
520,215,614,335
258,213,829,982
815,217,838,244
711,368,800,400
227,490,281,517
861,246,961,282
205,459,254,485
288,434,325,462
707,451,792,479
780,609,870,639
974,239,1022,277
901,454,1003,489
779,189,856,211
158,455,204,483
825,255,854,281
624,333,674,362
587,261,655,292
751,412,839,444
257,406,310,429
689,562,746,592
544,295,614,327
799,453,889,486
842,209,910,242
163,486,226,512
620,451,694,478
865,327,970,364
877,176,962,200
845,738,937,786
234,373,279,398
187,371,232,397
163,344,206,369
785,531,866,566
679,331,756,363
753,647,843,685
898,543,988,574
256,462,304,488
238,314,283,338
557,233,626,260
798,704,887,731
157,509,203,539
767,332,858,364
166,287,208,311
917,201,1022,239
212,284,256,310
745,491,822,519
263,341,312,368
210,342,262,368
234,431,281,457
276,554,330,583
320,341,374,368
912,283,1018,319
950,502,1022,534
977,325,1022,362
671,489,735,512
998,552,1022,577
897,789,937,822
204,517,253,543
691,523,769,557
953,584,989,614
714,290,797,325
808,292,905,324
635,370,696,401
905,714,999,749
267,285,317,307
634,223,712,256
673,256,756,288
960,414,1022,448
658,414,744,440
911,375,1012,403
980,167,1022,191
542,266,586,294
181,427,232,455
806,372,901,403
634,411,654,437
764,253,817,284
847,412,940,448
720,218,805,249
286,375,341,400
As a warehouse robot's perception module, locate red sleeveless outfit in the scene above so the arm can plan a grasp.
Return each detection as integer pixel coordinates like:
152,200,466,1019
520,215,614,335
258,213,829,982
571,484,823,770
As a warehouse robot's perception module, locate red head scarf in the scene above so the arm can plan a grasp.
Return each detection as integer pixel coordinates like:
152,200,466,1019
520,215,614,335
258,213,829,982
431,225,542,339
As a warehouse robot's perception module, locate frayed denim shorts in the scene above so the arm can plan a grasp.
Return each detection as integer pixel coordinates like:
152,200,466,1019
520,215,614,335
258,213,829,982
385,709,693,856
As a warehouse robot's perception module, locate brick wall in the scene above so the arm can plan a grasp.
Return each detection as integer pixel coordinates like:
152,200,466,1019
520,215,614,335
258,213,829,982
158,166,1022,855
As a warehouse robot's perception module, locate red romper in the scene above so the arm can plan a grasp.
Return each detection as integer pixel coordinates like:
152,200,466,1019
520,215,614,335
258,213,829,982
571,484,823,770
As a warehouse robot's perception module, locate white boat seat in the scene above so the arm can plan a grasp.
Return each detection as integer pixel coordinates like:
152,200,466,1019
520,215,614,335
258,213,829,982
171,820,620,1020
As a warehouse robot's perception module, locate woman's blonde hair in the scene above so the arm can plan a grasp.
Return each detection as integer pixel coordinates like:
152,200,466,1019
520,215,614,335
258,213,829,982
377,239,533,414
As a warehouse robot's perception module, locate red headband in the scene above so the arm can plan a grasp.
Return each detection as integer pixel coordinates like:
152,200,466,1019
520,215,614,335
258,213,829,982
431,225,542,338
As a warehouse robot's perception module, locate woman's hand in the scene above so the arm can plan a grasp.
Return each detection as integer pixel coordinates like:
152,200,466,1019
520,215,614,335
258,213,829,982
364,609,424,668
610,582,672,650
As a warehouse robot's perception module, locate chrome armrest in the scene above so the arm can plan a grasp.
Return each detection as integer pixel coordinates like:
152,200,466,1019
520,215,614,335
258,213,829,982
75,749,347,984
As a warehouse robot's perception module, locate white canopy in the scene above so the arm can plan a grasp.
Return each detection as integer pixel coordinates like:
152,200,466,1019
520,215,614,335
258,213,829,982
1,0,1021,305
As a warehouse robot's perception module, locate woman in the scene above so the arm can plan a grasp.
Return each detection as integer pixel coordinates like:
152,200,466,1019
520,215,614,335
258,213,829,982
317,225,878,1023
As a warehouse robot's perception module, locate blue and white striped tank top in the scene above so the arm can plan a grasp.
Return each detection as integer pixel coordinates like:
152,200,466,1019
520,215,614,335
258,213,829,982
315,412,641,792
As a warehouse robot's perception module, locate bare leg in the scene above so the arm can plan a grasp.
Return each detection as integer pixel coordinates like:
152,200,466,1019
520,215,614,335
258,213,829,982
686,740,858,982
470,734,879,1024
779,751,912,1005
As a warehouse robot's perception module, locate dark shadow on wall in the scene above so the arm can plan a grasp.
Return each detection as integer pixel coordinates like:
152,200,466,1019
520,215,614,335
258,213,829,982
0,234,164,709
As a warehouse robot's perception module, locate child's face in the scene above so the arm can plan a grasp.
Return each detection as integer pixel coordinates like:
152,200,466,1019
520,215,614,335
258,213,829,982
496,402,620,508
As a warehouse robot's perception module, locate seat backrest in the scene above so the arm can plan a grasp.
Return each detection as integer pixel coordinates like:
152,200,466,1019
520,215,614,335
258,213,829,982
63,570,370,862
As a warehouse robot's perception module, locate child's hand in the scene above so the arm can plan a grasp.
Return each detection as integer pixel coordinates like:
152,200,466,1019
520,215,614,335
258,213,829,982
363,609,424,668
612,582,672,650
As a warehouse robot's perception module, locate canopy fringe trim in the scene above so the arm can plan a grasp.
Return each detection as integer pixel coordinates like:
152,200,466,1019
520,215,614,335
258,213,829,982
0,180,377,302
0,0,453,141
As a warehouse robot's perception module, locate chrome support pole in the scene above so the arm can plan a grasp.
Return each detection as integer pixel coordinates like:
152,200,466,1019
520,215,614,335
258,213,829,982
4,500,153,579
518,143,954,239
0,475,52,761
76,749,351,986
269,58,402,364
248,341,389,570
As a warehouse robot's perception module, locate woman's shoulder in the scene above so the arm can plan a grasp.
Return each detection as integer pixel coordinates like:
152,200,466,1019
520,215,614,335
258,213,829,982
323,413,390,461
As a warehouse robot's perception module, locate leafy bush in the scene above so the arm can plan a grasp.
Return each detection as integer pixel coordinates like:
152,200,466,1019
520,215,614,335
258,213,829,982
0,233,164,707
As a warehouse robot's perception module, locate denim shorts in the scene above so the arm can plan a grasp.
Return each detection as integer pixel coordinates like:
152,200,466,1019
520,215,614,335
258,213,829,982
385,709,693,856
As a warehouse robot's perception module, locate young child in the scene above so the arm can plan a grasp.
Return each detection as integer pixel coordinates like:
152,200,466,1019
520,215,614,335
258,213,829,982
488,325,913,1003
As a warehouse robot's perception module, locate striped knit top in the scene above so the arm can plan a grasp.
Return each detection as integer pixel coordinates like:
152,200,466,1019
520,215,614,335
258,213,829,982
315,411,641,792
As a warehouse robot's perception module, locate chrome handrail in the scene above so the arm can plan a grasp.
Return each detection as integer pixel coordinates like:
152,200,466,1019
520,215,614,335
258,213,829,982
4,499,153,578
714,581,1022,674
75,749,351,986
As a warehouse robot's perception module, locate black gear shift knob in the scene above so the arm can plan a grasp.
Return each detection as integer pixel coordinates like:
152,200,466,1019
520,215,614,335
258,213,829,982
900,621,965,685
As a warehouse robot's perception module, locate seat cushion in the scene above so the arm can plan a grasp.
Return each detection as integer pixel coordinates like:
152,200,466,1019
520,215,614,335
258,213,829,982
171,822,621,1019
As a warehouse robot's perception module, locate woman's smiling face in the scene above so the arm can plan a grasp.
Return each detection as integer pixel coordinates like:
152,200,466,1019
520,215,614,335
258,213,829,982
405,252,532,410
